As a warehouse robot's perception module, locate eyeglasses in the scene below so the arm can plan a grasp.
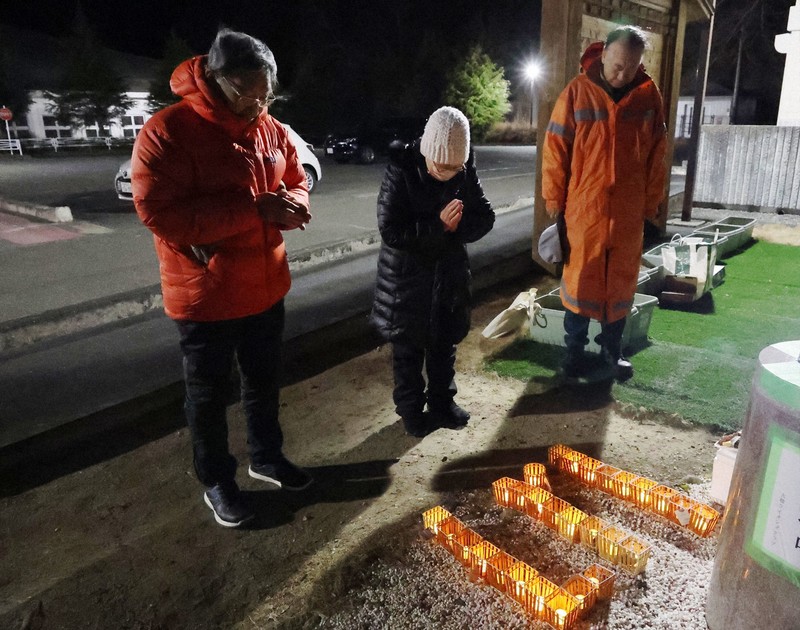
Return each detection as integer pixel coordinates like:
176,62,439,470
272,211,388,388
218,75,277,108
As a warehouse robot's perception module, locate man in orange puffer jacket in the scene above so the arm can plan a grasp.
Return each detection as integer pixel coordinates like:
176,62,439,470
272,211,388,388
132,29,312,528
542,25,667,381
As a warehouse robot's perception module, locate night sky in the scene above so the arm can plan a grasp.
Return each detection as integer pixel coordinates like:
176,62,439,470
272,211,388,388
0,1,542,70
2,0,793,127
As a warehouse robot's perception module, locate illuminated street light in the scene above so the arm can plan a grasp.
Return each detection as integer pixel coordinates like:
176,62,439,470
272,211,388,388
524,61,542,127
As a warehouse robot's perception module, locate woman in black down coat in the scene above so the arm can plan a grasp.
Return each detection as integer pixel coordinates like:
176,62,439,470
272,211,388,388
369,107,495,437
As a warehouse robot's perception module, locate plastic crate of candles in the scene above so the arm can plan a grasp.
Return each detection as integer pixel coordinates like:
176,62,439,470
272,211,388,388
421,506,611,628
553,447,721,537
561,574,597,617
521,485,552,520
555,506,587,543
577,515,608,551
548,443,573,466
545,588,581,629
470,540,502,580
452,528,484,567
523,462,547,487
618,537,653,575
505,561,539,604
581,563,616,600
492,476,525,509
422,505,452,534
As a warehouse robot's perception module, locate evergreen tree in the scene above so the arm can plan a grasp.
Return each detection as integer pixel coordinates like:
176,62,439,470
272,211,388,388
443,46,510,139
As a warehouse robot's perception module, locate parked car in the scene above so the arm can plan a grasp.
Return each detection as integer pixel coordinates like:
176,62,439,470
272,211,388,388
323,117,425,164
114,125,322,200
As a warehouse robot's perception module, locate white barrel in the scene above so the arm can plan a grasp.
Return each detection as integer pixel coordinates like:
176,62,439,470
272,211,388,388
706,340,800,628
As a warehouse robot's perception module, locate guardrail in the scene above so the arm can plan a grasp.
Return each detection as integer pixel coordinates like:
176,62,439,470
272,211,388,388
0,139,23,155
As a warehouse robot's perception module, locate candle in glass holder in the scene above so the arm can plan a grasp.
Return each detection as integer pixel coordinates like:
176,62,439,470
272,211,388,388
470,540,501,579
595,464,620,493
560,450,585,476
611,470,637,501
548,444,573,466
422,505,452,534
522,486,552,521
581,563,616,600
542,496,570,530
596,525,630,564
522,576,557,619
523,462,547,487
578,456,602,485
650,485,679,516
556,506,587,542
545,589,580,629
561,575,597,617
619,536,652,575
688,503,720,537
505,561,539,604
451,528,483,566
435,516,466,552
631,477,658,508
578,515,607,551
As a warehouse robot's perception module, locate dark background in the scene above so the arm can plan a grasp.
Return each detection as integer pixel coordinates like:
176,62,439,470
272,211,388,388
0,0,794,136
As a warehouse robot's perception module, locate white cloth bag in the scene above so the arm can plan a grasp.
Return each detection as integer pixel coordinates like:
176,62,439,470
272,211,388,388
481,288,540,339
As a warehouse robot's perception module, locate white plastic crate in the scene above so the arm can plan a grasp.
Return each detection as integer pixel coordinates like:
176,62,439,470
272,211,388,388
530,290,658,353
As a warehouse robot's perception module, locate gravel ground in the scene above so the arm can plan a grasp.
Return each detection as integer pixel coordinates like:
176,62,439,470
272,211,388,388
283,476,718,630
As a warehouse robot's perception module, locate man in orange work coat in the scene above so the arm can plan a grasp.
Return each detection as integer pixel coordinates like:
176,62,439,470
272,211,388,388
542,25,667,380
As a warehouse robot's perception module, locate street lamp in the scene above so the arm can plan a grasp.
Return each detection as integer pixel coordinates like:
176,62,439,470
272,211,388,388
524,61,542,127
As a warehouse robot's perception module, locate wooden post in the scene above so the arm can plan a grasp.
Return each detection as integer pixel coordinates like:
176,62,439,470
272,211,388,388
533,0,583,272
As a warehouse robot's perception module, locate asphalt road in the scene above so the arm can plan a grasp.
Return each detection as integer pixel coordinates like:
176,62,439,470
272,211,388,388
0,145,537,251
0,145,685,259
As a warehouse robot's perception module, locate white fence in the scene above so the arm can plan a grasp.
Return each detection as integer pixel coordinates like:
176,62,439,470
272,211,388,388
695,125,800,210
0,138,23,155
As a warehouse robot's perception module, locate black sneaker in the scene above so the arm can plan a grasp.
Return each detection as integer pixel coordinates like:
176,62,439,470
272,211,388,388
602,347,634,381
429,402,470,430
204,481,254,528
249,458,313,491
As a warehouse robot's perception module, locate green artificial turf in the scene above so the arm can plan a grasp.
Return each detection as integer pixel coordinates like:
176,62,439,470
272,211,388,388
485,241,800,430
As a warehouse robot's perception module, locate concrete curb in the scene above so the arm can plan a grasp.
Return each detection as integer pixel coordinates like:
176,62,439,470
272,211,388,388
0,286,163,354
0,204,534,354
0,196,73,223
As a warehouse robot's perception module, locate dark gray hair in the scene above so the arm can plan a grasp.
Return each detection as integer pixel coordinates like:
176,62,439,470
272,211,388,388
605,25,648,52
207,28,277,88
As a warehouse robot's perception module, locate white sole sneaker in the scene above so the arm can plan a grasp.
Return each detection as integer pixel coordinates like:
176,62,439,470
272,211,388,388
203,492,253,528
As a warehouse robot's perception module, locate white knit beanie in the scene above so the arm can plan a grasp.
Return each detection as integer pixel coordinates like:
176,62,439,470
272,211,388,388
419,106,470,165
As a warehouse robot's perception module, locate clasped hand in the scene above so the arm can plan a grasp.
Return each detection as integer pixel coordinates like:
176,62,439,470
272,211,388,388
440,198,463,233
257,186,312,231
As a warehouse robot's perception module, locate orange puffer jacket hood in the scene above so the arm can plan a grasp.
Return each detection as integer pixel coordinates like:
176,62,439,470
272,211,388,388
542,45,667,323
132,56,309,322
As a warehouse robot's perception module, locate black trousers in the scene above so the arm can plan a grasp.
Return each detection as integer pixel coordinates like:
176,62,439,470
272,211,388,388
563,310,626,353
175,301,285,487
391,336,457,417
